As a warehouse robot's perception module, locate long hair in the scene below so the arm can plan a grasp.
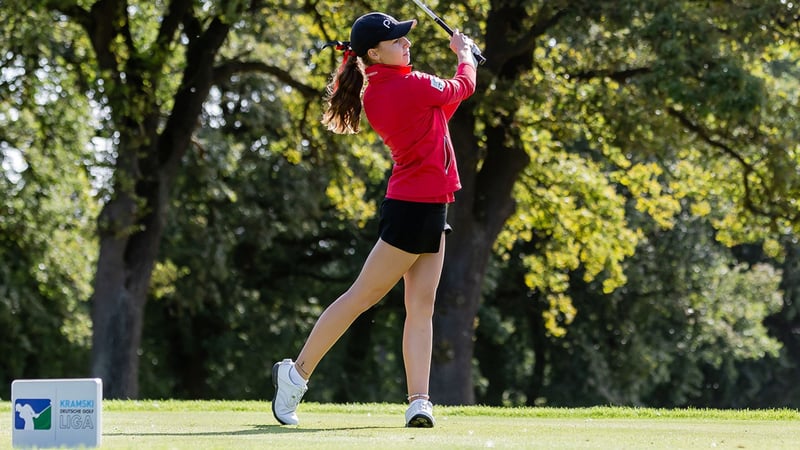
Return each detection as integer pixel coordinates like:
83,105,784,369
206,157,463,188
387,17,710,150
322,50,366,134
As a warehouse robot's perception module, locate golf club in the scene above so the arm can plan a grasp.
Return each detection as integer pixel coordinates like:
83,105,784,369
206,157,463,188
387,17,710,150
410,0,486,65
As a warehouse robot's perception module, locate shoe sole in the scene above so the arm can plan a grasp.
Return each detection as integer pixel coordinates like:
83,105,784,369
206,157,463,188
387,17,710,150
271,362,291,425
406,415,434,428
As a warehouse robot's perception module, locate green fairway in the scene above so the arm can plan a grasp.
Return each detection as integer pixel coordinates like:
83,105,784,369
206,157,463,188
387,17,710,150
3,400,800,449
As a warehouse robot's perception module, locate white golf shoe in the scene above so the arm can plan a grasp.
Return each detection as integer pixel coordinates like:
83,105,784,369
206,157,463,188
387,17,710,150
405,398,435,428
271,359,307,425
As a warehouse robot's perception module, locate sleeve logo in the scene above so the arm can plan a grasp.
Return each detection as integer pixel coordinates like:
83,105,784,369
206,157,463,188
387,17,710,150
430,77,445,92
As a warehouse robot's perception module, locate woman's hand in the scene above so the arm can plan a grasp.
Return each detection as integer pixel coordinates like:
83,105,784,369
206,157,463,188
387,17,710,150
450,30,476,66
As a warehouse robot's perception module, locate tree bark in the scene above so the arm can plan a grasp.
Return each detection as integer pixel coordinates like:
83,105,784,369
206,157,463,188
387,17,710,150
91,177,164,398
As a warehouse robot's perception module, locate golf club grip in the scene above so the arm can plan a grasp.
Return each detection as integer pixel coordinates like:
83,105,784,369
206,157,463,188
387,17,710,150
470,45,486,65
433,18,486,65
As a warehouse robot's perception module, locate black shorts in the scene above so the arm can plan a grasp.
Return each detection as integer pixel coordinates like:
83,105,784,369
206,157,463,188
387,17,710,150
378,199,453,254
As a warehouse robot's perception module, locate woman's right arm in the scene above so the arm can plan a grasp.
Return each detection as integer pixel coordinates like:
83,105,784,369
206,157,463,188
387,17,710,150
438,30,478,119
409,30,477,116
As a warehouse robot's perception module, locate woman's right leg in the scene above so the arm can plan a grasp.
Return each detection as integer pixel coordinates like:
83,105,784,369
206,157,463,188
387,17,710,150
293,239,419,380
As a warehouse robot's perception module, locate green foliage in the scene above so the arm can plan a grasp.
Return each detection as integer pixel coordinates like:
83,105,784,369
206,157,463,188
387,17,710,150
0,0,97,390
484,0,800,344
478,212,783,407
137,65,404,400
3,0,800,409
496,136,642,336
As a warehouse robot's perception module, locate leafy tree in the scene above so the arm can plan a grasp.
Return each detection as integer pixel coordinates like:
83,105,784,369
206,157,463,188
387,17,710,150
743,239,800,408
139,73,373,398
704,237,800,408
476,212,782,407
30,0,329,398
430,0,800,404
22,0,398,399
0,1,97,392
9,0,798,405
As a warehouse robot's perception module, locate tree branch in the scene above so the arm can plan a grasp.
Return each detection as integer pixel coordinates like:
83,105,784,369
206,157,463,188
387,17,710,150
156,0,192,56
666,106,770,218
44,0,126,76
515,7,571,58
571,66,652,83
212,60,320,99
42,0,90,26
181,10,203,46
159,15,231,169
86,0,126,74
497,6,571,64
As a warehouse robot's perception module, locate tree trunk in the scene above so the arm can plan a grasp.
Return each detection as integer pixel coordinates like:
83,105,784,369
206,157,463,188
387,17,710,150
90,181,164,398
88,14,232,398
431,226,492,405
429,0,564,405
430,104,530,404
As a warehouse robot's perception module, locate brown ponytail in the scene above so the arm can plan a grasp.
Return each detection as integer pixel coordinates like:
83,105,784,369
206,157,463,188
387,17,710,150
322,51,366,134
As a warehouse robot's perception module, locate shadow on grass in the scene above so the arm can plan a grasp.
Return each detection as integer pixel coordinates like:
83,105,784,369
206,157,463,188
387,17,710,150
105,423,403,437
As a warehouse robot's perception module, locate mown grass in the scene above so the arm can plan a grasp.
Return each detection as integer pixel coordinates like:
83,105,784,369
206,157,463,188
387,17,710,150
3,400,799,449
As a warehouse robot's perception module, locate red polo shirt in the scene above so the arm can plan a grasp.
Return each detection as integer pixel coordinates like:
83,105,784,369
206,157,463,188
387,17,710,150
363,62,477,203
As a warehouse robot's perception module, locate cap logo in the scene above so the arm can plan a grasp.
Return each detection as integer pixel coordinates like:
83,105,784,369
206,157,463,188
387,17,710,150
383,19,392,29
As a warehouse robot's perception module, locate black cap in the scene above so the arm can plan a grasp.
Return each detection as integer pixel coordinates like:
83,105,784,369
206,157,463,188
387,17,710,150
350,12,416,57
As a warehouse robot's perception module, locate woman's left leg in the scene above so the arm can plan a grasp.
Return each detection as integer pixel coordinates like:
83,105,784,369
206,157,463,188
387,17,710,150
402,233,446,401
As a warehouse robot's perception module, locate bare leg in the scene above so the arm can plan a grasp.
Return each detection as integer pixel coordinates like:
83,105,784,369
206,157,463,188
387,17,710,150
402,233,446,402
294,239,419,379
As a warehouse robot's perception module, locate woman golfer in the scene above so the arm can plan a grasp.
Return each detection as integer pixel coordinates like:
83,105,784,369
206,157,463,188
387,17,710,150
272,11,477,428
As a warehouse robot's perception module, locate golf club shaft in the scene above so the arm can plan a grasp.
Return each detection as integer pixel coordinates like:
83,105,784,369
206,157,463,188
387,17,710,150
410,0,486,65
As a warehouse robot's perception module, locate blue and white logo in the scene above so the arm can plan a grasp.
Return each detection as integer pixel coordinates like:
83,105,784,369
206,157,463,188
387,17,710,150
430,76,445,92
14,399,53,431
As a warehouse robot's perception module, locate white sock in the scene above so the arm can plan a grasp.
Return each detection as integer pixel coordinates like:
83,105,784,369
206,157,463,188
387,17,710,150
289,365,307,386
